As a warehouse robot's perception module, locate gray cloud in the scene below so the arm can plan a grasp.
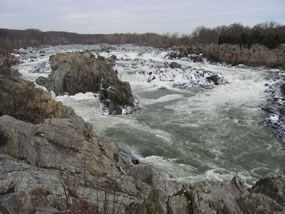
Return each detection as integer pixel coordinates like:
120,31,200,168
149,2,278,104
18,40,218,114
0,0,284,34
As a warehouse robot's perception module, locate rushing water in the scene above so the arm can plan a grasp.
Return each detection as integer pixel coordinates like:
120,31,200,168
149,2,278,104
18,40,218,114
16,44,285,185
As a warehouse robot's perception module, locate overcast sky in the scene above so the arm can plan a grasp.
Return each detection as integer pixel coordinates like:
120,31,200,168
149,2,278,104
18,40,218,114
0,0,284,34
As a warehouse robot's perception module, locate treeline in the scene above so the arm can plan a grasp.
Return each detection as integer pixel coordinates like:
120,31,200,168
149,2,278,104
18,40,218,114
191,21,285,49
0,21,284,54
0,29,186,54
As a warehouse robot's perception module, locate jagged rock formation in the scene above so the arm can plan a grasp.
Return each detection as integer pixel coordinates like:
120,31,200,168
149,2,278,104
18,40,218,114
0,74,76,124
262,69,285,142
37,51,136,114
172,44,285,68
202,44,285,68
130,175,285,214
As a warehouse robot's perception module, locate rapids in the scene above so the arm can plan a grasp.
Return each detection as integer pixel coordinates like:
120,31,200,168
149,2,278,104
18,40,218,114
15,44,285,185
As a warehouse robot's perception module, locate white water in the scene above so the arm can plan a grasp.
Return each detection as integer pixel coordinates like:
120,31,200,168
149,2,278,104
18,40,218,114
15,44,285,185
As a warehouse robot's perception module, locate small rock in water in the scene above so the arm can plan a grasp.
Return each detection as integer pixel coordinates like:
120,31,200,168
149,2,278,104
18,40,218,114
169,62,182,69
147,75,156,83
131,157,139,165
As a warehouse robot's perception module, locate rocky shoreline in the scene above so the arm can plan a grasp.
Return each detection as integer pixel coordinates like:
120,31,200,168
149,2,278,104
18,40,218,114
262,69,285,143
171,44,285,68
0,48,285,213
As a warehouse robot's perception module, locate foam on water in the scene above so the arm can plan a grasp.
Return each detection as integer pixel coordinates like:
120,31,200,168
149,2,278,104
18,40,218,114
139,94,184,105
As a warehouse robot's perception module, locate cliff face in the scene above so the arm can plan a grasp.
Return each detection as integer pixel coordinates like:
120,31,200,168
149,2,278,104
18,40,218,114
196,44,285,68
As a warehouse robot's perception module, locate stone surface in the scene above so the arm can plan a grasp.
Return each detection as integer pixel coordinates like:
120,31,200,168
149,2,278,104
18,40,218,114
99,74,135,114
171,44,285,68
169,62,182,69
251,176,285,206
0,74,77,124
128,164,154,185
35,207,60,214
35,76,49,88
237,193,285,214
0,116,139,213
262,69,285,143
42,51,135,114
187,44,285,68
188,176,248,214
206,74,224,85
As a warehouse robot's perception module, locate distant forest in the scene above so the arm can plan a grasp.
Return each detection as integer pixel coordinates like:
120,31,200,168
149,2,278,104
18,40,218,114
0,21,284,54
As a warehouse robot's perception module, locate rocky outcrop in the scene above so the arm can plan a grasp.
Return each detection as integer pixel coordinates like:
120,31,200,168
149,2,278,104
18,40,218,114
172,68,227,89
172,44,285,68
186,176,285,213
251,176,285,207
0,114,138,213
202,44,285,68
0,74,77,124
99,78,135,114
166,50,204,63
38,51,136,114
262,69,285,142
169,62,182,69
206,74,225,85
131,175,285,214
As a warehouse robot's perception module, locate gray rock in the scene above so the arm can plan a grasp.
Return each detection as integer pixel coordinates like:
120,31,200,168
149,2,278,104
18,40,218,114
169,62,182,69
105,55,117,66
35,76,49,88
128,165,154,185
200,44,285,68
237,193,285,214
188,176,248,214
207,74,224,85
281,84,285,96
0,115,121,175
35,207,59,214
190,55,204,63
167,195,189,214
99,79,135,114
130,180,186,214
46,51,135,114
0,74,77,124
0,116,137,213
251,176,285,206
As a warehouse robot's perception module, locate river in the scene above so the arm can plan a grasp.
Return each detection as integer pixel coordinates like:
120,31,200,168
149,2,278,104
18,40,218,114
15,44,285,185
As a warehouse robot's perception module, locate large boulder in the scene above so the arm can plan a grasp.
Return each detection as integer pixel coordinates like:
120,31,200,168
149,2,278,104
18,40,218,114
48,51,102,95
41,51,135,114
0,115,140,213
0,74,76,124
99,78,135,114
